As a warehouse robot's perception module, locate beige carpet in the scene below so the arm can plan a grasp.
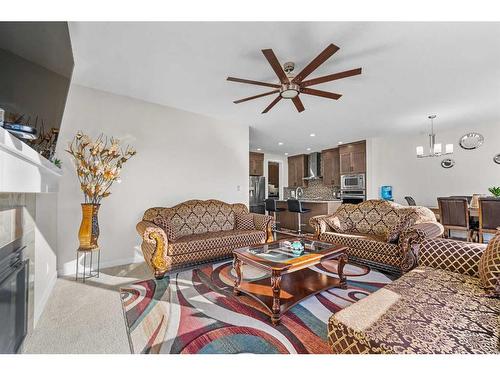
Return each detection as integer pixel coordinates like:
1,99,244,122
23,262,151,354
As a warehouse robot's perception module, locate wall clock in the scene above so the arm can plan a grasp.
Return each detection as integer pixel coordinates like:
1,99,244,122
494,154,500,165
459,132,484,150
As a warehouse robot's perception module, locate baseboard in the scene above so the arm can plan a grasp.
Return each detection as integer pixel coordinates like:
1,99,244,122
34,271,57,328
57,254,144,277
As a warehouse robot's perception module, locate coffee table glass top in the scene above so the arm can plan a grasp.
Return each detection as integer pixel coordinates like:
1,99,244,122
236,238,338,264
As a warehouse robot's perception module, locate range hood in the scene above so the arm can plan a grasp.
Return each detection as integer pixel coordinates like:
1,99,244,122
303,152,322,180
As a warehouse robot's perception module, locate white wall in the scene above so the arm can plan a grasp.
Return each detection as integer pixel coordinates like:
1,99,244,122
263,153,288,200
56,84,249,275
367,122,500,207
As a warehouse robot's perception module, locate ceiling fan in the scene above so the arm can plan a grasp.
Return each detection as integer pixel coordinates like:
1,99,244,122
227,44,361,113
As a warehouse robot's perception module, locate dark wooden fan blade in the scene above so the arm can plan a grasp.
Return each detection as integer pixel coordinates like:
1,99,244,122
301,68,362,87
292,44,340,83
227,76,281,89
233,90,280,104
301,88,342,100
261,49,289,84
292,96,305,112
262,96,282,113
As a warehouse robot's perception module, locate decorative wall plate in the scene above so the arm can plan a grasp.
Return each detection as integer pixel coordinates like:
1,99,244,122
494,153,500,164
459,132,484,150
441,158,455,168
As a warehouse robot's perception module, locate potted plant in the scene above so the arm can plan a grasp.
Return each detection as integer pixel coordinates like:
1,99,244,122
488,186,500,197
66,132,136,251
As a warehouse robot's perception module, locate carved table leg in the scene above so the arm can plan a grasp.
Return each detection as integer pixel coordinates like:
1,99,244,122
233,256,242,296
270,270,282,325
337,254,348,289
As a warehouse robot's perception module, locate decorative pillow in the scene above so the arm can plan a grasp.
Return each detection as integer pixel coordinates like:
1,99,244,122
235,213,256,231
152,216,176,240
478,233,500,296
385,217,412,243
324,215,352,233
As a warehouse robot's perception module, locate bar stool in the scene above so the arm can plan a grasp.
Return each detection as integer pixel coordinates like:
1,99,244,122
287,199,311,235
265,199,286,234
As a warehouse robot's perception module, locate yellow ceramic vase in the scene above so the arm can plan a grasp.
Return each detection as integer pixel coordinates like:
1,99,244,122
78,203,100,251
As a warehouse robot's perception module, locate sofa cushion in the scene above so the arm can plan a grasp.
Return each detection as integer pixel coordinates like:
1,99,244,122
320,231,400,258
329,200,437,243
235,213,256,231
324,215,353,232
320,231,401,269
328,266,500,354
152,216,176,240
168,229,266,256
479,233,500,296
142,200,248,239
341,200,403,238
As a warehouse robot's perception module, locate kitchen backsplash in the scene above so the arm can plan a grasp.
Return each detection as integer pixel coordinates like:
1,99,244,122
283,179,339,200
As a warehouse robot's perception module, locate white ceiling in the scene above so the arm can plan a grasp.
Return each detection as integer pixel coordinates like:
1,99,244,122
68,22,500,155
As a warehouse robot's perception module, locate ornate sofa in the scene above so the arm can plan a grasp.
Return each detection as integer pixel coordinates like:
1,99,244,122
136,199,273,278
309,200,444,274
327,234,500,354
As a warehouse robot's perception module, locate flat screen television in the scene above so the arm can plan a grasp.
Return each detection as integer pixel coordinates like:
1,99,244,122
0,22,74,161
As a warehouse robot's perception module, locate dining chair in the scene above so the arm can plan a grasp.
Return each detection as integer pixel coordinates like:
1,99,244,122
437,197,475,242
404,196,416,206
449,196,473,204
478,197,500,243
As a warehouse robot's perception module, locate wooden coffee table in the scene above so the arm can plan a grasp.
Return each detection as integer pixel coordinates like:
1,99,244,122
232,238,348,325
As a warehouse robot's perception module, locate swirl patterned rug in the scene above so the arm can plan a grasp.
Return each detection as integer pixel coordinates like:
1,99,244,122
120,260,394,354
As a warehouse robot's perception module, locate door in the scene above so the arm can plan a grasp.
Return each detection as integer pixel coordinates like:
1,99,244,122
288,156,297,187
249,152,264,176
322,148,340,186
350,150,366,173
340,152,352,174
339,141,366,174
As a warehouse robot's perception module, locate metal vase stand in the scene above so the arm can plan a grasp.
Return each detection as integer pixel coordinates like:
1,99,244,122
75,248,100,282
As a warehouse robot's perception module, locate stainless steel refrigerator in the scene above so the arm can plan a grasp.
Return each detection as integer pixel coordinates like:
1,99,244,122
249,176,266,214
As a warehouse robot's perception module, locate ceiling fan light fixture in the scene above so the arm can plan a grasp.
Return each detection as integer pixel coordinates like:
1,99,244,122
228,44,361,113
280,83,300,99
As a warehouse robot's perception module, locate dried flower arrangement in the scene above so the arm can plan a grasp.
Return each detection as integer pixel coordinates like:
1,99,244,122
66,132,136,204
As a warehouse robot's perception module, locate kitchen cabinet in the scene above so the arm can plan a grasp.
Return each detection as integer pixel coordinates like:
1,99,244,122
287,154,308,188
321,147,340,186
249,152,264,176
339,141,366,174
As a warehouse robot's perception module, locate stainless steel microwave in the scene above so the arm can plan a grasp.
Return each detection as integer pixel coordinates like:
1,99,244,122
341,174,365,190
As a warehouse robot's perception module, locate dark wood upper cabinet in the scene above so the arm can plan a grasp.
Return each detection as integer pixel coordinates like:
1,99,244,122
287,154,308,187
339,141,366,174
249,152,264,176
321,147,340,186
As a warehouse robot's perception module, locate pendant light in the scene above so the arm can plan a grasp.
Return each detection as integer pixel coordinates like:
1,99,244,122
416,115,453,158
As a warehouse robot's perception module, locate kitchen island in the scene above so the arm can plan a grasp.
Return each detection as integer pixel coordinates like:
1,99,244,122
275,200,342,233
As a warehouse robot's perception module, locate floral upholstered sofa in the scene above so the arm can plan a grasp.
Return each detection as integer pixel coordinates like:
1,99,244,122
327,234,500,354
309,200,444,274
136,199,273,278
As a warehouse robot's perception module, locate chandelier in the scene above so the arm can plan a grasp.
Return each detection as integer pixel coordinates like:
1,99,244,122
416,115,453,158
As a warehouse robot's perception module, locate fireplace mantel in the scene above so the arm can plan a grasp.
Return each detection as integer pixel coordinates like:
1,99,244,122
0,127,62,193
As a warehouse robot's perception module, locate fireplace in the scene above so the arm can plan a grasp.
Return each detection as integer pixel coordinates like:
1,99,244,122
0,238,29,353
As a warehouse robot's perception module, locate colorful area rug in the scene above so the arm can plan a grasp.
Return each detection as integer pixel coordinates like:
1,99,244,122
120,260,394,354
